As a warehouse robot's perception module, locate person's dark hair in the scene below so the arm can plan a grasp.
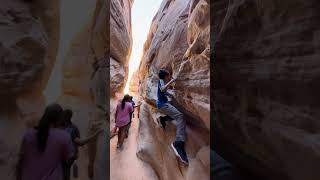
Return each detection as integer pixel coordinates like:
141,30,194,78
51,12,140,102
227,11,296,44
130,96,133,101
122,94,131,110
36,103,63,152
158,69,169,79
63,109,73,126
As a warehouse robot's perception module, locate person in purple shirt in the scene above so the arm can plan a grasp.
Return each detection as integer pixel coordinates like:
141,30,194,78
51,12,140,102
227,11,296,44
16,103,73,180
114,94,133,149
125,96,136,138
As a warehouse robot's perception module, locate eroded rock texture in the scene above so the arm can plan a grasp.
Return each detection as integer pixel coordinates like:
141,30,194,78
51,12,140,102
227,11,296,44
0,0,59,179
59,0,111,179
137,0,210,179
213,0,320,180
138,103,210,180
59,12,97,180
110,0,133,95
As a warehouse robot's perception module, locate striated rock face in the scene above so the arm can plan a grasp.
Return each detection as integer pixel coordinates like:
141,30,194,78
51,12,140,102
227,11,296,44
213,0,320,180
110,0,133,95
0,0,59,179
137,0,210,179
59,0,111,179
139,0,210,129
84,1,110,179
59,11,97,180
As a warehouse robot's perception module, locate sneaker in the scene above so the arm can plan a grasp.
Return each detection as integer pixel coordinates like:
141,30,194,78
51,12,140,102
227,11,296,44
157,116,166,129
171,141,189,165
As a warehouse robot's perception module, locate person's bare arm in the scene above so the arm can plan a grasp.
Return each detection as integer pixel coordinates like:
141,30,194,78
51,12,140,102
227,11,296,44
160,78,176,92
74,129,103,146
161,61,189,93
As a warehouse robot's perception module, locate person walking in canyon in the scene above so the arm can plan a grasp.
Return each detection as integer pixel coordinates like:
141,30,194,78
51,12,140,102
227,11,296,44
16,103,74,180
157,69,189,165
61,109,103,180
129,96,136,123
114,94,134,149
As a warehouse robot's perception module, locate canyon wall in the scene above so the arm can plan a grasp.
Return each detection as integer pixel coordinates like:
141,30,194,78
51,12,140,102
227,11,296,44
137,0,210,179
0,0,59,179
58,0,120,179
110,0,133,96
110,0,133,128
60,0,133,178
58,6,97,180
213,0,320,180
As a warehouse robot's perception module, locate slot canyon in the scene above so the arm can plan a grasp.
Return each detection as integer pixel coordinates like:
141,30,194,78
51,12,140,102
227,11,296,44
0,0,211,179
110,0,210,179
0,0,109,179
2,0,319,180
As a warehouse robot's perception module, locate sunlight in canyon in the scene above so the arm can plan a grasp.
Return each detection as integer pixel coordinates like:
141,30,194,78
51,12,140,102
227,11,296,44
123,0,162,94
44,0,96,104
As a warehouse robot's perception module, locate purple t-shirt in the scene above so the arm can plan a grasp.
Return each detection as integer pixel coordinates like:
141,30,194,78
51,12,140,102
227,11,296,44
20,128,73,180
115,102,133,127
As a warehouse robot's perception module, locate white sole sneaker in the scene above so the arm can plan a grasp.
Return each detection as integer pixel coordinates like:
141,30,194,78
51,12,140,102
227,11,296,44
171,143,189,165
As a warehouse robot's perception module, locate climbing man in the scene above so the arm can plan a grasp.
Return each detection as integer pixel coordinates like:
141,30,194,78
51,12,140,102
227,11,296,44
157,69,188,165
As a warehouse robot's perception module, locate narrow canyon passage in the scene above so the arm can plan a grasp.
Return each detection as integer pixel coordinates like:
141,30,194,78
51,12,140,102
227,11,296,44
110,0,210,179
110,97,158,180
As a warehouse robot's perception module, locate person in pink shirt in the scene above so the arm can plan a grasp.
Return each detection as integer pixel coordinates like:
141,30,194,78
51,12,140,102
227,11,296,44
16,103,73,180
114,94,133,149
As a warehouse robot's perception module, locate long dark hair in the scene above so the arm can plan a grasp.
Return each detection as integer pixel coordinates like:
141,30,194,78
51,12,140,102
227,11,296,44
36,103,63,152
121,94,131,110
62,109,73,127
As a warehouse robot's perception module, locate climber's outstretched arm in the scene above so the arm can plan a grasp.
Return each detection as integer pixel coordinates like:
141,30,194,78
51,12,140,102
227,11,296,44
160,78,176,92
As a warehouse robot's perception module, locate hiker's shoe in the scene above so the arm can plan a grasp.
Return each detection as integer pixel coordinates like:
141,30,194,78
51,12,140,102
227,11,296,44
171,141,189,165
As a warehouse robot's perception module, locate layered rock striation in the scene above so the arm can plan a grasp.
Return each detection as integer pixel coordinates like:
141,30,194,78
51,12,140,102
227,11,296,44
59,0,132,179
137,0,210,179
0,0,59,179
110,0,133,95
